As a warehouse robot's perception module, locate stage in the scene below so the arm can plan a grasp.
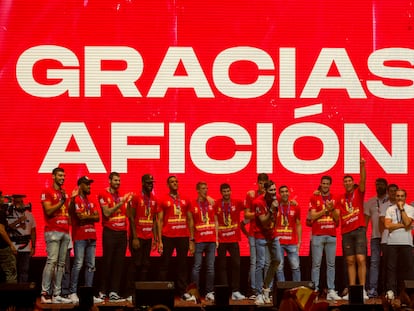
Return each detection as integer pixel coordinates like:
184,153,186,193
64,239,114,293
33,296,388,311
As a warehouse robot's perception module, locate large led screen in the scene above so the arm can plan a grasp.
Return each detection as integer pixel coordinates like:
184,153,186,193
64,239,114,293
1,0,413,256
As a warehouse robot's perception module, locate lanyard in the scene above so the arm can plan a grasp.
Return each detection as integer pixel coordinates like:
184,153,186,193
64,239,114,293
142,192,151,217
280,202,290,226
170,193,181,216
322,194,331,208
345,191,355,213
198,199,209,223
111,191,120,204
222,200,231,226
79,195,91,214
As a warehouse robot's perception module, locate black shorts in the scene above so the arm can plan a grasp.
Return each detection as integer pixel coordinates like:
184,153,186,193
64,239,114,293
342,227,367,257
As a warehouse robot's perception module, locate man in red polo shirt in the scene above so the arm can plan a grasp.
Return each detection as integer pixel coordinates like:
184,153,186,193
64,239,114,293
215,183,246,300
157,175,194,302
68,176,100,304
40,167,73,304
128,174,157,282
98,172,132,302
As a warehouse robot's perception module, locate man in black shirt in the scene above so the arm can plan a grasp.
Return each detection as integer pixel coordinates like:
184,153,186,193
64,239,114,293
0,191,17,283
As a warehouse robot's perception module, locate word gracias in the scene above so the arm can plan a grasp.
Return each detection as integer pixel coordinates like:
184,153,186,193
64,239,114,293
17,46,414,99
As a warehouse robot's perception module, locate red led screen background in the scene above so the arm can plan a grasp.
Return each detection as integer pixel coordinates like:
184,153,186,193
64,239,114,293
1,0,414,256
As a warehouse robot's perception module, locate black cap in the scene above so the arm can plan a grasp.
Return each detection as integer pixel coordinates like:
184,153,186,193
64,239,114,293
142,174,155,183
77,176,94,186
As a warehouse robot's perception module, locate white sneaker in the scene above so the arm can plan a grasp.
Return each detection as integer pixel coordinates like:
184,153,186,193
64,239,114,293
205,292,215,302
326,290,342,301
386,290,395,300
69,293,79,304
126,296,133,303
52,295,72,304
182,293,197,303
363,289,369,300
342,293,349,300
109,292,126,302
231,291,246,300
93,296,104,304
255,294,265,305
263,288,271,303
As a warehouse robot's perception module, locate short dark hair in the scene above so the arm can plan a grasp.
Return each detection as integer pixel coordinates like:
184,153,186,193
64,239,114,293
167,175,176,183
257,173,269,182
196,181,207,190
321,175,332,184
109,172,120,180
376,178,388,185
279,185,288,192
52,167,64,175
343,175,353,181
388,183,398,190
220,183,231,192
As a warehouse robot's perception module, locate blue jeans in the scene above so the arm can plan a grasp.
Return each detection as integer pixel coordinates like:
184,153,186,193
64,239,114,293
41,231,70,296
368,238,381,292
255,238,282,293
248,236,271,292
248,236,256,291
277,244,301,282
311,235,336,290
70,239,96,294
191,242,216,294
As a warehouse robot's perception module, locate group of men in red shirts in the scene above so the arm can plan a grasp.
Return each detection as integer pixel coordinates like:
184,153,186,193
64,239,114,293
39,157,400,306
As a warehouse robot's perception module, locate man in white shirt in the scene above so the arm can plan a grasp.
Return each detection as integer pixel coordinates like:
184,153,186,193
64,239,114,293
384,189,414,300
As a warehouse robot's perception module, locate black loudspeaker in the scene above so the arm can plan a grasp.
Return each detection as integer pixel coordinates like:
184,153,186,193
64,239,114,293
214,285,229,306
349,285,363,304
274,281,314,308
401,279,414,305
404,280,414,295
135,281,175,310
79,286,94,310
0,282,37,308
